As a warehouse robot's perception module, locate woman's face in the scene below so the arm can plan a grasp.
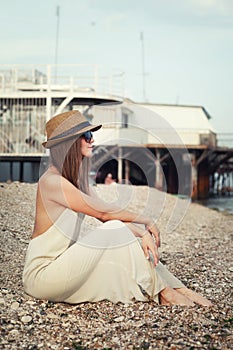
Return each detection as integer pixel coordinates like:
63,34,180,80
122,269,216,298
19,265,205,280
81,133,94,158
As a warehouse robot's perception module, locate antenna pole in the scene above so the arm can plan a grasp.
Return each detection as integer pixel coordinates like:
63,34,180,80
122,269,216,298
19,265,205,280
140,31,146,102
55,5,60,82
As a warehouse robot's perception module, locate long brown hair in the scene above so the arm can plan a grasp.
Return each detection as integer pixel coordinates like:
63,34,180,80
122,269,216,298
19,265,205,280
50,136,90,194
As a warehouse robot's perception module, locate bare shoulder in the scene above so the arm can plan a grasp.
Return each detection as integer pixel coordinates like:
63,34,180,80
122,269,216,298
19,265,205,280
37,167,65,205
39,166,62,189
38,166,80,207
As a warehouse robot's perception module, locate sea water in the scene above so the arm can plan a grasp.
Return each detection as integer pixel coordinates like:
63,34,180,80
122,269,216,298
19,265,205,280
198,196,233,215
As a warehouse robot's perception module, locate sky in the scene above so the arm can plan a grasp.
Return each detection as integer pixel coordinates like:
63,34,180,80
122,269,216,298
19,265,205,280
0,0,233,135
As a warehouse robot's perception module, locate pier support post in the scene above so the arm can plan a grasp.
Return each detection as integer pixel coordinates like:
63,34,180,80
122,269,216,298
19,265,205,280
154,149,163,190
191,154,198,200
118,147,122,183
198,159,210,199
125,159,130,184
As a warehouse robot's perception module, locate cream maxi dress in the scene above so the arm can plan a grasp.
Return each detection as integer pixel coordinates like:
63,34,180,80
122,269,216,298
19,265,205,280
23,208,184,304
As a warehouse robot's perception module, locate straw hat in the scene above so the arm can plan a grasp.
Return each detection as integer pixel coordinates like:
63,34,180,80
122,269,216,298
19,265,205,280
42,110,102,148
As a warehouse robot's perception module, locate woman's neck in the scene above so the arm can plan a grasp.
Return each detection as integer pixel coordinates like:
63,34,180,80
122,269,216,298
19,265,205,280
48,165,60,175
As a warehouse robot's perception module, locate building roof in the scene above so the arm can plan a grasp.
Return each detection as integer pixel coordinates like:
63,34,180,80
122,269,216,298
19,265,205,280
137,103,215,133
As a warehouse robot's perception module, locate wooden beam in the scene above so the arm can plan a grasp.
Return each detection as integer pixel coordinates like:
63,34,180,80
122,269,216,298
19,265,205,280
209,152,233,173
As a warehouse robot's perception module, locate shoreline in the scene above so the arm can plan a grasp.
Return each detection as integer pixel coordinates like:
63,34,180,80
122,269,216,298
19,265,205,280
1,182,233,349
196,196,233,216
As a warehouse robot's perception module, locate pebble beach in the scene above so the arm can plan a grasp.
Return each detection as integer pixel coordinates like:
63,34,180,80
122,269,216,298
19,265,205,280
0,182,233,350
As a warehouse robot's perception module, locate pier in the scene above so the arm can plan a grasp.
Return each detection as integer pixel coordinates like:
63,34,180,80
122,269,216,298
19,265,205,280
0,64,232,199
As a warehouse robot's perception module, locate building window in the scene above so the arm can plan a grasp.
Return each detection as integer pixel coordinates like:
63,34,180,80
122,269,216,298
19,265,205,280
122,112,128,128
121,106,133,128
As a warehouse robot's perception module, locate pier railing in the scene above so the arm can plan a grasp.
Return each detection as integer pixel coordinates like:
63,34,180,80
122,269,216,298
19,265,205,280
0,64,126,155
0,64,125,97
217,133,233,148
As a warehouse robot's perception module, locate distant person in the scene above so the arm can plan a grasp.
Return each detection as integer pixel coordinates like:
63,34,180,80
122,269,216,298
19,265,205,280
104,173,116,185
23,110,212,306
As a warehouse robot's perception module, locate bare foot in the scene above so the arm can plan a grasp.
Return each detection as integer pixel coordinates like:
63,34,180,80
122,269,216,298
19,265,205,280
176,287,212,306
159,287,195,306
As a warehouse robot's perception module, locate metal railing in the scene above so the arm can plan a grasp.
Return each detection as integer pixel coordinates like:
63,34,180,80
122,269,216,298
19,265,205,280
0,64,125,97
0,64,126,154
217,133,233,148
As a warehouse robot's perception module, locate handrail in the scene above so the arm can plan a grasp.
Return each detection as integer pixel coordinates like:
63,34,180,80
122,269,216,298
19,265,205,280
0,64,125,97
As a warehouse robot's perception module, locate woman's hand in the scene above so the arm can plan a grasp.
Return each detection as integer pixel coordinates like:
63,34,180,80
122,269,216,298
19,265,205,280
146,221,161,247
141,232,159,266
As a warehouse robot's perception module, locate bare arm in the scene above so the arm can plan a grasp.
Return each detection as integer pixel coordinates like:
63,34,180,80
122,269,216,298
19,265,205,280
40,172,160,246
42,173,151,223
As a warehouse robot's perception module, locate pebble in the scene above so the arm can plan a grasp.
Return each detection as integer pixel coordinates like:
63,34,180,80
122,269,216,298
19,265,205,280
47,313,59,319
2,288,8,294
26,300,37,305
21,315,32,323
5,293,14,299
9,329,19,337
11,301,20,310
112,336,120,343
114,316,125,322
205,288,213,293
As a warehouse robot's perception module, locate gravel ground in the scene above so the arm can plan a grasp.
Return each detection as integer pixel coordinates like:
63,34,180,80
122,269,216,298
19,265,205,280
0,182,232,350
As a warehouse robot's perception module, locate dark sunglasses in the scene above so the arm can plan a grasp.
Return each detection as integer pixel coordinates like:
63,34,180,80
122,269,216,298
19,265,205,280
82,131,93,143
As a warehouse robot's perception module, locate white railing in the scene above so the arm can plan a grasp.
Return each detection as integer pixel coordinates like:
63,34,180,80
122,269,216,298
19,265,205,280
0,64,126,154
217,133,233,148
0,64,125,97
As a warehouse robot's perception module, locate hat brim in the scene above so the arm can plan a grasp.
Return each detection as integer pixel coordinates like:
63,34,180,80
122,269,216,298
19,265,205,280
42,124,102,148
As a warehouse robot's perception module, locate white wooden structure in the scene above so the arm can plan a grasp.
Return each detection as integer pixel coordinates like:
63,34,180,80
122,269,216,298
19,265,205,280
91,102,216,148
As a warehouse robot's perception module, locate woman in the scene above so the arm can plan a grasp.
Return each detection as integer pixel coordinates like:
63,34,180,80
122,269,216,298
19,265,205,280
23,110,212,306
